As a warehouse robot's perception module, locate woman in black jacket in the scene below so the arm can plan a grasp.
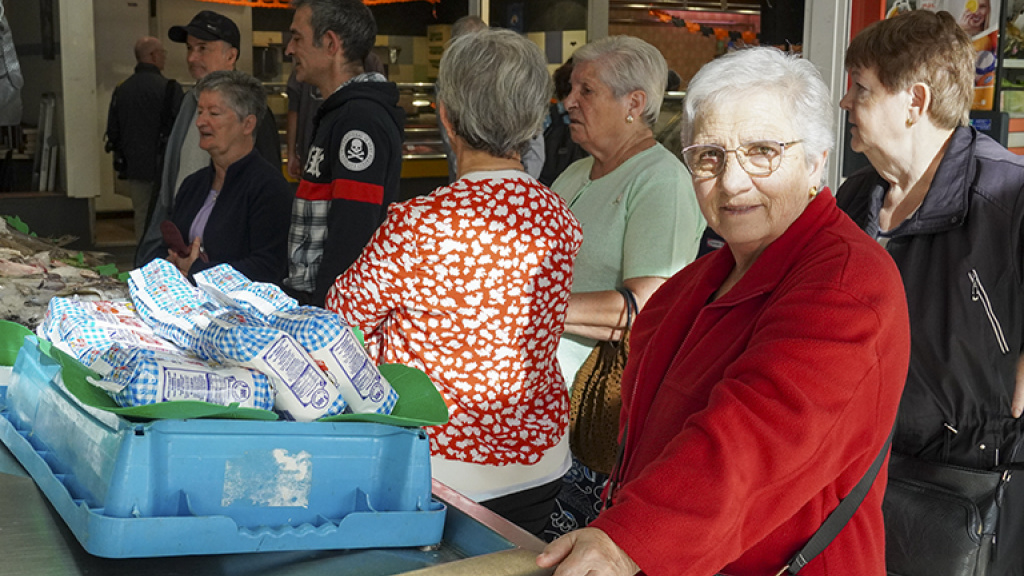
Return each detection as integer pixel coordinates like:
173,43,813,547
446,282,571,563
837,11,1024,575
164,70,291,284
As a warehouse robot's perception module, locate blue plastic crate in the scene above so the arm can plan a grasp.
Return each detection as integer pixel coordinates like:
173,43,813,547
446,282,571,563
0,336,446,558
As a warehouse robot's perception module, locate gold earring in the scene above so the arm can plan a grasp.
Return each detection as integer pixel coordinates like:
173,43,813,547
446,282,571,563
626,114,634,124
809,186,818,199
906,117,914,127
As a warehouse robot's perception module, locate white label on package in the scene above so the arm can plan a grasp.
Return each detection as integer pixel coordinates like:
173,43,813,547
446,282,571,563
331,338,388,403
161,367,254,404
262,337,332,410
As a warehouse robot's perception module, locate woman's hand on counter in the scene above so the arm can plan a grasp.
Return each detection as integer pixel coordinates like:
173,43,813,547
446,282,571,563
536,528,639,576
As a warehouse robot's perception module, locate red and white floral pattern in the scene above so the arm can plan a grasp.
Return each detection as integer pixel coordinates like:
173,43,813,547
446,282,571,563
327,174,582,466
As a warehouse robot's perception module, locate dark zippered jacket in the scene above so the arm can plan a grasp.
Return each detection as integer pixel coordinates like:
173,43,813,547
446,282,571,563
105,63,183,181
837,126,1024,468
168,149,292,284
284,76,405,306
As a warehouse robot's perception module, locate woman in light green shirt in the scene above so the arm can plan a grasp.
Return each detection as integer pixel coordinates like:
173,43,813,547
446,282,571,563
553,36,704,387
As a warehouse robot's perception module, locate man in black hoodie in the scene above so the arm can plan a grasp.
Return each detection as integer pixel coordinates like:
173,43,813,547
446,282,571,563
283,0,405,306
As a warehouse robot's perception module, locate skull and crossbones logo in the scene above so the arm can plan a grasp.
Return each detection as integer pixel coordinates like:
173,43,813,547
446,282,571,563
340,130,375,172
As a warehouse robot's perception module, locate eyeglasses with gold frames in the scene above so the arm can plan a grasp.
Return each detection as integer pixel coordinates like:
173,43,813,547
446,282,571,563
681,140,803,179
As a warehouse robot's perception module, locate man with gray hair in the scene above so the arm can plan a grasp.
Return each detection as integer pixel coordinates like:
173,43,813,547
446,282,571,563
283,0,404,306
451,14,487,37
105,36,183,242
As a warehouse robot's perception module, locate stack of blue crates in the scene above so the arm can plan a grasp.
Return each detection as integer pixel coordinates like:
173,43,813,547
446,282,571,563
0,335,446,558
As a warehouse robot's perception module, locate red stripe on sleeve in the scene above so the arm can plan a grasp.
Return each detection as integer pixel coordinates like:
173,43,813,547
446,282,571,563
297,180,333,201
333,179,384,204
296,179,385,204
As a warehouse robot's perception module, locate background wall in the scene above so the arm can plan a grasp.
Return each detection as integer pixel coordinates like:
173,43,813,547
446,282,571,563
2,0,93,241
609,10,759,86
488,0,587,32
7,0,67,197
6,0,62,128
371,0,469,36
92,0,149,212
10,0,102,200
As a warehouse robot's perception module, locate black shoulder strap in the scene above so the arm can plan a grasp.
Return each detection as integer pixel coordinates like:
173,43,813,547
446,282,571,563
781,427,894,575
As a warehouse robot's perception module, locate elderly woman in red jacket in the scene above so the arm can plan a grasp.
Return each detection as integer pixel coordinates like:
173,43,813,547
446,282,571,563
538,47,911,576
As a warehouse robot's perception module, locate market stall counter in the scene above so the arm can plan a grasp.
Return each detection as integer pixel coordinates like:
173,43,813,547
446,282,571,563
0,322,552,576
0,453,551,576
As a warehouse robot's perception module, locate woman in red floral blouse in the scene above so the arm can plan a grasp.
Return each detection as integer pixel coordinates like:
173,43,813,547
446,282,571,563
326,29,582,537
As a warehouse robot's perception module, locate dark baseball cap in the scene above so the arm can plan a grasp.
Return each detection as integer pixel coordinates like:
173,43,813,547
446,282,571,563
168,11,240,49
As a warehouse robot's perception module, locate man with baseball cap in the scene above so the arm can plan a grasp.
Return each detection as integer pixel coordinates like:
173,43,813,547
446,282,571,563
135,10,282,268
282,0,404,306
167,10,241,51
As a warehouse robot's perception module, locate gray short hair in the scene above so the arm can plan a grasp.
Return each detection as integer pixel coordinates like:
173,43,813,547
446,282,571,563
571,36,667,128
682,47,834,175
292,0,376,64
451,15,487,39
437,29,552,159
195,70,266,129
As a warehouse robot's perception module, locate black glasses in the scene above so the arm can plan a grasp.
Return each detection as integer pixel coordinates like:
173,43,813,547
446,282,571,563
681,140,802,179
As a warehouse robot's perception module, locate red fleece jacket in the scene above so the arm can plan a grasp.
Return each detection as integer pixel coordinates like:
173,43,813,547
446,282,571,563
589,192,910,576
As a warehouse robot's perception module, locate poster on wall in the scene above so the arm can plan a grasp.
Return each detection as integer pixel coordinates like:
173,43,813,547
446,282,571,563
886,0,1000,110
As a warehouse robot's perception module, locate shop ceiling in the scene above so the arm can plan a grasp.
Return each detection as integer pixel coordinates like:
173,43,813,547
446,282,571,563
195,0,758,9
196,0,440,6
613,0,758,12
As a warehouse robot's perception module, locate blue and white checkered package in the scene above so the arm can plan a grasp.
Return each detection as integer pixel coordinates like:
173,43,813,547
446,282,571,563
41,298,184,368
92,344,274,410
128,260,215,350
196,310,346,421
268,307,398,415
193,265,298,317
194,265,382,416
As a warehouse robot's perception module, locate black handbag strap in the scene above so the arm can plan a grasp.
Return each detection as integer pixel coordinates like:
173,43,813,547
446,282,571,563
601,289,637,507
616,288,638,330
779,427,894,575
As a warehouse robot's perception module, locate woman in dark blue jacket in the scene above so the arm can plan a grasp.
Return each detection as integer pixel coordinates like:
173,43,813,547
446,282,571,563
165,70,291,284
837,11,1024,575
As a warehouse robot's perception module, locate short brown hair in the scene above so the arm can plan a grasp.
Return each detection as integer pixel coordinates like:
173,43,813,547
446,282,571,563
845,10,973,129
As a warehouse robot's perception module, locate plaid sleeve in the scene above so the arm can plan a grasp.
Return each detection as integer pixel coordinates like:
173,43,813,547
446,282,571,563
285,197,331,293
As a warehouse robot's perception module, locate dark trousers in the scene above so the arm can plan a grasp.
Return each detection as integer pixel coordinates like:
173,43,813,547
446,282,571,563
480,477,562,539
542,457,609,542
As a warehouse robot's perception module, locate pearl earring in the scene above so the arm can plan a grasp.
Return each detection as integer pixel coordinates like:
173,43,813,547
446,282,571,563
626,114,634,124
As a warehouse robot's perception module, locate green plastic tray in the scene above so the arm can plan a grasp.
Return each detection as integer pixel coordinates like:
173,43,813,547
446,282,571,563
0,320,448,427
0,321,31,366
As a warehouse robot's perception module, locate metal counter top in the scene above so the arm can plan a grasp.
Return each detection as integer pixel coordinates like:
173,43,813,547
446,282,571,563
0,444,553,576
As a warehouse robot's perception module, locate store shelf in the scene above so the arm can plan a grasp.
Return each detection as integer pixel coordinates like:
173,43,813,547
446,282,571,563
1008,117,1024,154
0,149,32,161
